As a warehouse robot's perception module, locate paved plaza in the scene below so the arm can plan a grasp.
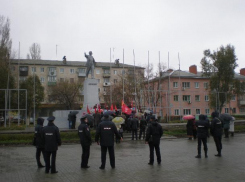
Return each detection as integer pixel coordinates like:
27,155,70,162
0,134,245,182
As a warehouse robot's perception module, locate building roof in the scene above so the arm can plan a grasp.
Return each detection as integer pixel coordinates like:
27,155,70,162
10,59,145,69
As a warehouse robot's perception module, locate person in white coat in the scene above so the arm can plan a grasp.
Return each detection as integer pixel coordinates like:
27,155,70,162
229,117,235,137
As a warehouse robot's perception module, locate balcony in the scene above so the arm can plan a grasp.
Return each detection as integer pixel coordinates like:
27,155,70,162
78,72,86,77
48,82,56,86
103,73,111,78
239,100,245,106
19,66,28,76
103,82,111,87
48,70,56,76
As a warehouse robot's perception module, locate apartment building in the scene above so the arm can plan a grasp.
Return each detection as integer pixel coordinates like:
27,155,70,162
144,65,245,117
10,59,144,114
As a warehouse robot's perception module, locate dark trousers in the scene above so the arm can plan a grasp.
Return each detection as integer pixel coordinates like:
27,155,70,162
71,120,76,129
224,129,229,138
45,151,57,173
149,143,161,164
197,137,208,155
139,128,145,139
36,148,45,167
132,129,138,140
81,144,90,167
213,136,222,154
101,146,115,168
193,130,197,139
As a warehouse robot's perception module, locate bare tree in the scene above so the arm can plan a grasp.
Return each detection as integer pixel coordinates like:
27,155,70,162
48,80,83,110
29,43,41,60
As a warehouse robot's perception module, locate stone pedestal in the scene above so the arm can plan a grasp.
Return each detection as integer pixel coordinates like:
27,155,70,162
81,78,100,114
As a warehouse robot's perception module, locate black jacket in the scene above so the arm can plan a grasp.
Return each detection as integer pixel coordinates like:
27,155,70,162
210,117,223,137
35,120,44,148
140,119,147,130
42,122,61,152
195,119,210,138
78,121,92,146
95,120,121,146
130,118,139,130
145,121,163,145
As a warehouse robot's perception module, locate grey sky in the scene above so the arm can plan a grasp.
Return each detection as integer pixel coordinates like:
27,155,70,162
1,0,245,73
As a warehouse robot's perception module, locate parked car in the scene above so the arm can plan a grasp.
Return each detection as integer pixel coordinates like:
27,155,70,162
13,116,24,123
0,116,4,125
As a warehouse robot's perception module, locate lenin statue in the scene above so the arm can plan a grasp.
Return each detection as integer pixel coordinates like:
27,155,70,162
84,51,95,79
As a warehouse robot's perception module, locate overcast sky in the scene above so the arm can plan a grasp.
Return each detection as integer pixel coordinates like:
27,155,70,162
1,0,245,73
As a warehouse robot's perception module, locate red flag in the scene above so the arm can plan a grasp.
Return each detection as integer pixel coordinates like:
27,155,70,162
87,105,91,114
115,105,118,111
98,105,101,113
122,103,132,115
110,104,114,111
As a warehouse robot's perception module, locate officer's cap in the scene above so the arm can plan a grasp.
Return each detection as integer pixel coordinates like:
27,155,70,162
47,116,55,122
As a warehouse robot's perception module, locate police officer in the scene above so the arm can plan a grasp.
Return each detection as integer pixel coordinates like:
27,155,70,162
210,111,223,157
78,114,92,168
95,114,122,169
42,116,61,174
145,116,163,165
195,114,210,158
35,117,45,168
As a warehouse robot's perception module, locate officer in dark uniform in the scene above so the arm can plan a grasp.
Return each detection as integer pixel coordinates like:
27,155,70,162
131,115,139,140
35,117,46,168
145,116,163,165
42,116,61,174
195,114,210,158
210,111,223,157
78,114,92,168
95,114,122,169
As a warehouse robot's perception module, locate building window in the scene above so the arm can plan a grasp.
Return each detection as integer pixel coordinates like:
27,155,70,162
98,79,100,83
204,82,208,89
40,77,45,83
19,77,27,81
60,68,64,73
31,67,36,73
195,95,200,101
196,109,200,115
40,68,44,72
70,69,75,74
183,95,191,102
174,109,179,116
195,82,199,88
205,95,209,101
104,78,110,83
205,109,210,115
225,108,229,114
114,79,117,84
232,108,236,114
70,78,74,83
60,78,64,82
121,70,125,75
173,82,178,88
48,76,56,82
96,69,100,74
98,88,100,92
182,82,190,88
239,108,245,113
104,69,110,74
114,70,117,75
231,95,236,101
183,109,191,115
174,95,179,101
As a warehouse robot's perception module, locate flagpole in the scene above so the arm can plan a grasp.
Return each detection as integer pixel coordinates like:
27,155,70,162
123,49,125,102
18,42,20,126
178,53,181,120
133,50,136,111
110,48,112,106
147,51,150,110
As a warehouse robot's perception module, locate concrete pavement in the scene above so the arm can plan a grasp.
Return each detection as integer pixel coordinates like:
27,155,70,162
0,134,245,182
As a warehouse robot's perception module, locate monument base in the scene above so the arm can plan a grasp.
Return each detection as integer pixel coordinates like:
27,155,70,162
81,78,100,114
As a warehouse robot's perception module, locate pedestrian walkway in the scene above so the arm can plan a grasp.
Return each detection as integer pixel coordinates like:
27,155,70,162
0,134,245,182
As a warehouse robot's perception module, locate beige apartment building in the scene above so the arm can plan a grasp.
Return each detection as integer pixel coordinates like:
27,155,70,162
10,59,144,115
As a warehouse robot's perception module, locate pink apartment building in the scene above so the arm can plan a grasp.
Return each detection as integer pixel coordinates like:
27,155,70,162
144,65,245,118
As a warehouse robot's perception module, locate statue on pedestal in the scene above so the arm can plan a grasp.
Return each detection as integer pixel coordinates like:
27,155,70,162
84,51,95,79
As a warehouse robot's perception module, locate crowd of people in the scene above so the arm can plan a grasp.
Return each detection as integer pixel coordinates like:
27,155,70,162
33,109,233,174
